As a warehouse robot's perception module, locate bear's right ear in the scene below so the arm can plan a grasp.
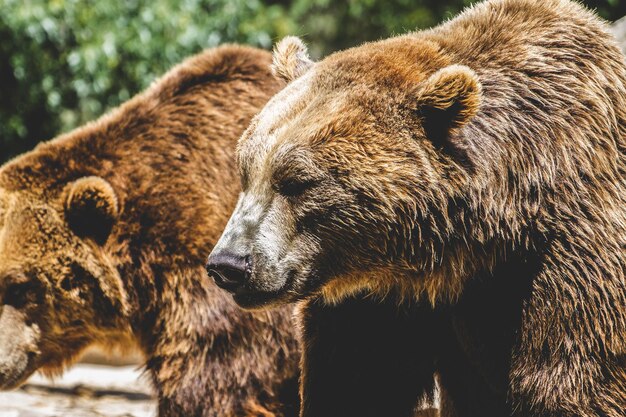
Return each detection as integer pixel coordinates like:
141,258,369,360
272,36,314,83
64,177,119,245
416,65,481,153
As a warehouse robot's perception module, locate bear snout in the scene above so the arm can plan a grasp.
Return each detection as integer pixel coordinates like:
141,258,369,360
0,305,39,390
206,252,251,293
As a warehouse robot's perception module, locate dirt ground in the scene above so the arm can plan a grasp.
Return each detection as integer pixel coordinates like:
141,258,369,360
0,364,156,417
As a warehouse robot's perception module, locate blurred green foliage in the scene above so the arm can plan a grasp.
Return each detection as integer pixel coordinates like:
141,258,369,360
1,0,625,162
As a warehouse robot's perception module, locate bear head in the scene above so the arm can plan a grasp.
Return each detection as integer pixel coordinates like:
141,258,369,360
0,166,129,389
208,36,485,308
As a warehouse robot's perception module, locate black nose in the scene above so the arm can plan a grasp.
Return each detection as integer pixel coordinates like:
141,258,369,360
206,253,250,291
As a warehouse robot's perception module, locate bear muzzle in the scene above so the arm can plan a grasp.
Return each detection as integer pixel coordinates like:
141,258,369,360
0,305,40,390
206,252,251,293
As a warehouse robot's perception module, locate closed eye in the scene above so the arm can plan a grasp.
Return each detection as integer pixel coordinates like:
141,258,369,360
275,178,318,198
5,283,31,309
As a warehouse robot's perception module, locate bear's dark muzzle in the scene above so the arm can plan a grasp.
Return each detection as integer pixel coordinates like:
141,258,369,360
206,253,251,292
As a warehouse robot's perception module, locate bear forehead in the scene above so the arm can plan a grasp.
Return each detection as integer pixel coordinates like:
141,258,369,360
240,85,362,185
251,36,442,128
0,190,66,237
239,70,325,177
317,36,449,89
239,36,449,183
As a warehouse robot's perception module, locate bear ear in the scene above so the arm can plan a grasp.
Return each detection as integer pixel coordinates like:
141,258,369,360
64,177,119,245
417,65,481,149
272,36,314,83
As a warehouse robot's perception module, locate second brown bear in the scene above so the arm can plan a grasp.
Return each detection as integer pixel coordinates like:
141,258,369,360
0,46,298,417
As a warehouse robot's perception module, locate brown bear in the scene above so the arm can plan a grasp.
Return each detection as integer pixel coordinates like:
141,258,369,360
0,45,301,417
206,0,626,416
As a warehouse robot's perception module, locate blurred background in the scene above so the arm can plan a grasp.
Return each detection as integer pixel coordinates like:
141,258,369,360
1,0,625,164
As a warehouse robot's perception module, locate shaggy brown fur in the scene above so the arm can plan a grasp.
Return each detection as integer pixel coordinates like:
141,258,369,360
0,45,301,417
208,0,626,416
